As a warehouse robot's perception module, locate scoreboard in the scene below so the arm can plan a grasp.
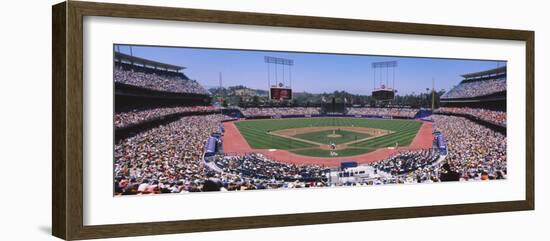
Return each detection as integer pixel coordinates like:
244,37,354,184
270,87,292,100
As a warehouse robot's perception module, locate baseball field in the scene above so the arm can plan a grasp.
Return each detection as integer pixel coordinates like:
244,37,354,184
232,117,423,158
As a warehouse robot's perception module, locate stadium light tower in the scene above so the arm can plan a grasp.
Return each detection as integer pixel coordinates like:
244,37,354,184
265,56,294,101
265,56,294,87
371,61,398,102
431,78,436,111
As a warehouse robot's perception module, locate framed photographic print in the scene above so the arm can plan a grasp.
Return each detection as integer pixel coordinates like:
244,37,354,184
52,1,534,240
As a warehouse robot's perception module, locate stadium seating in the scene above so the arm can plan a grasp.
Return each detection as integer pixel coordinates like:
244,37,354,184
436,107,506,126
347,107,419,118
441,77,506,99
240,107,320,117
114,106,222,128
114,64,209,94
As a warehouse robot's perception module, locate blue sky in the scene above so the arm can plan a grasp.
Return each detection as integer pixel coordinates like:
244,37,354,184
115,44,506,95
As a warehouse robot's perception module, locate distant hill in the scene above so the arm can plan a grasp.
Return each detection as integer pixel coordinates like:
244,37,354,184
208,85,445,108
209,85,268,97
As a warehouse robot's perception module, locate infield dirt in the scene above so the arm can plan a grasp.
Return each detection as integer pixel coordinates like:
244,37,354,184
270,126,392,150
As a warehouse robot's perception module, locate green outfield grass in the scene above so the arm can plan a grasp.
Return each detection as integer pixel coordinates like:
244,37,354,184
294,129,371,145
233,117,422,157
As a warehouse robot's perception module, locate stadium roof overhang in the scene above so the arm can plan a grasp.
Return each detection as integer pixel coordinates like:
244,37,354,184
461,66,506,78
114,52,185,72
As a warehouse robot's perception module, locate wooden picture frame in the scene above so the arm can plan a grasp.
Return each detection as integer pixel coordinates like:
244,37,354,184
52,1,534,240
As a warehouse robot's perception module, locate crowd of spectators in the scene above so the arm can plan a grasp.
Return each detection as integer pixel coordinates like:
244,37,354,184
240,107,321,117
441,77,506,99
115,106,222,128
113,114,226,195
371,149,438,176
210,150,441,188
113,113,506,195
347,107,419,118
213,153,328,182
436,107,506,126
114,65,209,94
367,115,507,184
432,115,507,181
175,153,331,191
340,113,507,184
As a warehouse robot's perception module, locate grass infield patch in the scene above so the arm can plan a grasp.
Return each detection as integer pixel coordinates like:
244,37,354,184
294,129,371,145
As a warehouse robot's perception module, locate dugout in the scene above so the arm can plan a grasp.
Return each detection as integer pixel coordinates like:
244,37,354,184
340,161,358,169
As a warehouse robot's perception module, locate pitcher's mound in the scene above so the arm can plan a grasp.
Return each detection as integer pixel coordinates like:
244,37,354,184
327,134,342,138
